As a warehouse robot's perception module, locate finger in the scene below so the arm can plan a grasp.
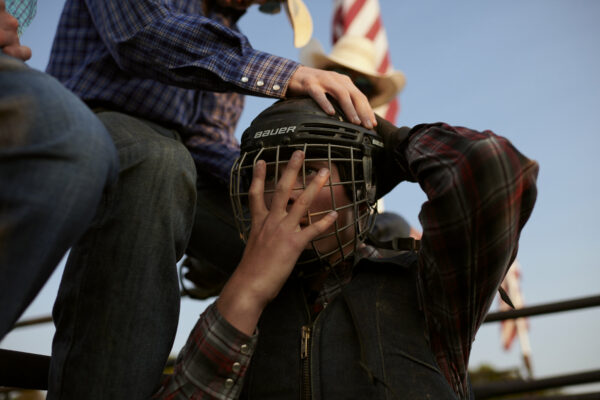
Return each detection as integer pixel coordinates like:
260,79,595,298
0,26,18,49
286,167,330,224
325,74,362,125
308,88,335,115
351,91,376,129
298,210,338,243
248,160,268,226
3,44,31,61
269,150,304,213
327,73,375,129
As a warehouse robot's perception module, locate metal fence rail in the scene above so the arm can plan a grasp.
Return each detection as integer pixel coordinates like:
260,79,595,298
483,294,600,323
472,369,600,399
3,293,600,397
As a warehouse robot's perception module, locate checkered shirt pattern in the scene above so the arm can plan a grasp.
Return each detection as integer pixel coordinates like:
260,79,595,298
5,0,36,35
155,303,258,400
46,0,299,184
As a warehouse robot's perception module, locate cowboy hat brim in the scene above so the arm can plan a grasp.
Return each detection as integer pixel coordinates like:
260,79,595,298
300,38,405,108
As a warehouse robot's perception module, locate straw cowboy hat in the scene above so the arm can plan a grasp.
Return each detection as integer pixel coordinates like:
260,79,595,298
259,0,313,48
300,35,406,108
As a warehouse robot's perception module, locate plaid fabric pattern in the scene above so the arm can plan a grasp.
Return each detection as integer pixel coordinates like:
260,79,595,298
156,124,538,399
404,123,538,397
155,303,258,400
5,0,36,35
46,0,299,184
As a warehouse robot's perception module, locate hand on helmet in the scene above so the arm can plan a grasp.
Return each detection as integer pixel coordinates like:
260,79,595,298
287,65,377,130
373,114,413,199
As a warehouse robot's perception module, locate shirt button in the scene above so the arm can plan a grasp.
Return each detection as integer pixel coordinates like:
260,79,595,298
232,362,241,373
272,84,281,91
240,344,249,354
241,76,249,83
225,378,234,388
256,80,264,87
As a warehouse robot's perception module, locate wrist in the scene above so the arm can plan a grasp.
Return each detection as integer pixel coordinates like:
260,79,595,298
216,268,270,336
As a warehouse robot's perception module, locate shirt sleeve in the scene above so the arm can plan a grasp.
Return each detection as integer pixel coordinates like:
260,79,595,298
154,302,258,400
83,0,299,96
397,123,539,397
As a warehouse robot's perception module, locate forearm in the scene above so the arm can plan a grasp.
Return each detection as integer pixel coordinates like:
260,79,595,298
401,123,538,394
216,264,269,336
83,0,298,94
154,303,257,400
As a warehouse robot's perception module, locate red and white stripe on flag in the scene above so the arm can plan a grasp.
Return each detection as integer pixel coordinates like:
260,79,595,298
332,0,400,123
499,260,528,350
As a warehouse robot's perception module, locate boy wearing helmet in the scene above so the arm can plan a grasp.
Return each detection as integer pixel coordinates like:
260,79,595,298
157,98,538,399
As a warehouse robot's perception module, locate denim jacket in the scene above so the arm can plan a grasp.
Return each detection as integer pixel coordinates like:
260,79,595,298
241,252,460,399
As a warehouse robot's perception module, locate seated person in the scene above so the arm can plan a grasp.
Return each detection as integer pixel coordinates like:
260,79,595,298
157,97,538,399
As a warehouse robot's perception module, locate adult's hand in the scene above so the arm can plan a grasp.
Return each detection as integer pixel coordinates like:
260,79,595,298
287,65,377,130
217,150,338,335
0,0,31,61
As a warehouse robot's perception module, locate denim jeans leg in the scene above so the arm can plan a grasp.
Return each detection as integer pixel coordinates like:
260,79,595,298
48,111,197,399
0,56,118,338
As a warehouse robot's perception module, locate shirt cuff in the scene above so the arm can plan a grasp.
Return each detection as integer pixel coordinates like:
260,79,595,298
235,50,299,98
173,302,258,400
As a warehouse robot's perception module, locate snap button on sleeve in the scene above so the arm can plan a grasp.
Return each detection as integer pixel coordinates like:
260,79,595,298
241,76,249,83
225,378,234,388
232,362,241,373
273,84,281,91
256,80,264,87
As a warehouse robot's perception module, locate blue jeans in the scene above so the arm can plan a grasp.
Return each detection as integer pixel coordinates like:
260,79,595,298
1,54,244,398
0,55,118,338
50,110,244,399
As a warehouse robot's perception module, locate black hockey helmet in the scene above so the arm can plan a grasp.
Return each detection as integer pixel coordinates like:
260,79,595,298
230,97,384,267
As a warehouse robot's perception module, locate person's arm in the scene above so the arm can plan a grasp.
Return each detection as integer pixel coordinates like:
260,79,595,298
156,151,338,398
80,0,375,128
0,0,31,60
154,302,257,400
377,119,538,396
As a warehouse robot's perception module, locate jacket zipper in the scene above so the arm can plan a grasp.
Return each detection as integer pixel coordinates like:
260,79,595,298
301,325,312,400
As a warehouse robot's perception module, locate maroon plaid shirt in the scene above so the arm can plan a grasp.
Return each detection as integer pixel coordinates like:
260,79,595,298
156,123,539,399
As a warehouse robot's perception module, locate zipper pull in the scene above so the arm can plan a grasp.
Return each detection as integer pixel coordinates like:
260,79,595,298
301,325,311,359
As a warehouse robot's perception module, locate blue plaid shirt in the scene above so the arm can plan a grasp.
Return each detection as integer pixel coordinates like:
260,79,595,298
46,0,299,184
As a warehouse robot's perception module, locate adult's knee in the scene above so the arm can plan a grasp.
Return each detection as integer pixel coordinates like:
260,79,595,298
1,67,119,188
96,111,198,253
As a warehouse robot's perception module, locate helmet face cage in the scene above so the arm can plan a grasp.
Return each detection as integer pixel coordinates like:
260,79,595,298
230,141,378,267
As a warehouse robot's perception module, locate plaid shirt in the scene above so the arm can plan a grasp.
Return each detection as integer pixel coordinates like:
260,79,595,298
5,0,37,35
157,123,539,399
46,0,299,184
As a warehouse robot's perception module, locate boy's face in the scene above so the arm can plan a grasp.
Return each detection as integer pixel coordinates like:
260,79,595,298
263,159,357,263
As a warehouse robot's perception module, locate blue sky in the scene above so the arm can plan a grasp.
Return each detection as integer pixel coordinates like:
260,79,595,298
2,0,599,394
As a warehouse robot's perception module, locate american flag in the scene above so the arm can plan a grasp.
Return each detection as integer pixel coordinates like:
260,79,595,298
499,260,533,376
332,0,400,123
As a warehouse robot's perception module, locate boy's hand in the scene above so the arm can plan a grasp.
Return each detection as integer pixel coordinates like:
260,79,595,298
217,151,338,335
374,114,412,199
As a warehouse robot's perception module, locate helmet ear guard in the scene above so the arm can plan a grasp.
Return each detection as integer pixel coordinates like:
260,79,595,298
230,97,384,267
